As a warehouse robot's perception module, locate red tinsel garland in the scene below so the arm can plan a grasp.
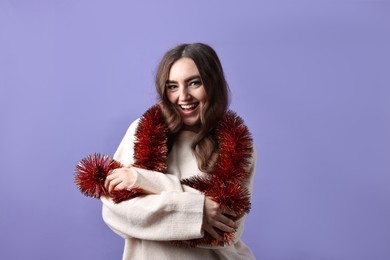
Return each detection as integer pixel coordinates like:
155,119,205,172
74,104,253,247
75,153,122,198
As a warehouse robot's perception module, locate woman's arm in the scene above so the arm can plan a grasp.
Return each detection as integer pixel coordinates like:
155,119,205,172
102,119,206,240
102,119,255,243
101,191,205,240
103,148,256,245
110,119,189,193
231,148,257,244
195,147,257,249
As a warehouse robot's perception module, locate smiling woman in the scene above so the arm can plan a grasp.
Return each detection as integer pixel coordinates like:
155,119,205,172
155,43,231,173
76,43,256,260
165,57,208,131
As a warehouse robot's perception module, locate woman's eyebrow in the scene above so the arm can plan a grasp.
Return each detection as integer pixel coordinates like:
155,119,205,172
185,75,201,82
166,75,201,84
165,80,177,84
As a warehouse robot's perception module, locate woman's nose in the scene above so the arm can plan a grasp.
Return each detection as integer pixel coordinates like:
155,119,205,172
179,86,191,101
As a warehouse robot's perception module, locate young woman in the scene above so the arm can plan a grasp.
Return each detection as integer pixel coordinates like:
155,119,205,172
101,43,256,259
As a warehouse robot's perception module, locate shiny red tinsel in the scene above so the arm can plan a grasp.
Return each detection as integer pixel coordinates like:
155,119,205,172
74,105,253,247
74,153,122,198
133,105,169,173
176,110,253,247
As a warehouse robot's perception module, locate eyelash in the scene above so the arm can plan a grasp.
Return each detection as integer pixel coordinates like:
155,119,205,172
166,80,202,90
190,81,201,87
166,85,177,90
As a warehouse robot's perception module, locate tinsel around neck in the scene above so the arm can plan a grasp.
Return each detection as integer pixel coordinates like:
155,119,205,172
132,105,254,247
74,104,254,247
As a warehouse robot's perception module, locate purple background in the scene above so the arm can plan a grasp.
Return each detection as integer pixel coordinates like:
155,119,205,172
1,1,389,259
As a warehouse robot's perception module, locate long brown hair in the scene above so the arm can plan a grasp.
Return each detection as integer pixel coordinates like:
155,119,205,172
155,43,230,172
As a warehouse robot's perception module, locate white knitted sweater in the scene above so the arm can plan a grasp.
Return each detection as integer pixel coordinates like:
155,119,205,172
101,119,256,260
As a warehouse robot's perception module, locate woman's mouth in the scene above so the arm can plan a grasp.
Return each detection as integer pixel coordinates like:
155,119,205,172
179,103,199,111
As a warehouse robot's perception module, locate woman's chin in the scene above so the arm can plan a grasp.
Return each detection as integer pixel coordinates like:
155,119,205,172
182,121,201,132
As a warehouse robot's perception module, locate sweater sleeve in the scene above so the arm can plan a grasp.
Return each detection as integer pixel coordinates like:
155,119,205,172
231,147,257,244
199,147,257,250
101,192,205,240
111,119,199,194
101,119,205,240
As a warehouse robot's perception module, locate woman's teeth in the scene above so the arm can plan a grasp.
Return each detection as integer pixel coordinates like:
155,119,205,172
180,104,198,110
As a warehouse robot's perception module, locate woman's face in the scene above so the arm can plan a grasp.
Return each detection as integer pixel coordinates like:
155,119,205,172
166,57,208,131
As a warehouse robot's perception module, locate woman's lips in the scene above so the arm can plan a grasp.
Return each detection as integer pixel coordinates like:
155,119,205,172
179,103,199,112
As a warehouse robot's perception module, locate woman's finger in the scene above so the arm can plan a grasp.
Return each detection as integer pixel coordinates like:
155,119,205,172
104,170,118,190
223,208,237,218
217,214,237,229
108,177,122,193
213,219,236,233
205,226,222,241
114,182,127,191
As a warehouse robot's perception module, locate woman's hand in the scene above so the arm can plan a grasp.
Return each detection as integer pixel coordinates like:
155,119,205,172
202,196,238,241
104,167,136,193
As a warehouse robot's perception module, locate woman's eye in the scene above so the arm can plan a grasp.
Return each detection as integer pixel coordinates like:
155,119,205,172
189,81,201,87
166,85,177,90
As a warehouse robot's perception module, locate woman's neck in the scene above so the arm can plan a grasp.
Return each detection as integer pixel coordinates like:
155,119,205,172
181,124,201,133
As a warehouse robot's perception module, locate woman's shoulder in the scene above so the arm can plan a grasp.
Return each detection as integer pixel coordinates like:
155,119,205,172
123,118,141,137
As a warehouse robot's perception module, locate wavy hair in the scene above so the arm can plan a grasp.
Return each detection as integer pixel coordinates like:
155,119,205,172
155,43,230,172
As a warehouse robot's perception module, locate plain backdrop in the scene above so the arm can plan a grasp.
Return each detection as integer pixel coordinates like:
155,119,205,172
0,0,389,259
